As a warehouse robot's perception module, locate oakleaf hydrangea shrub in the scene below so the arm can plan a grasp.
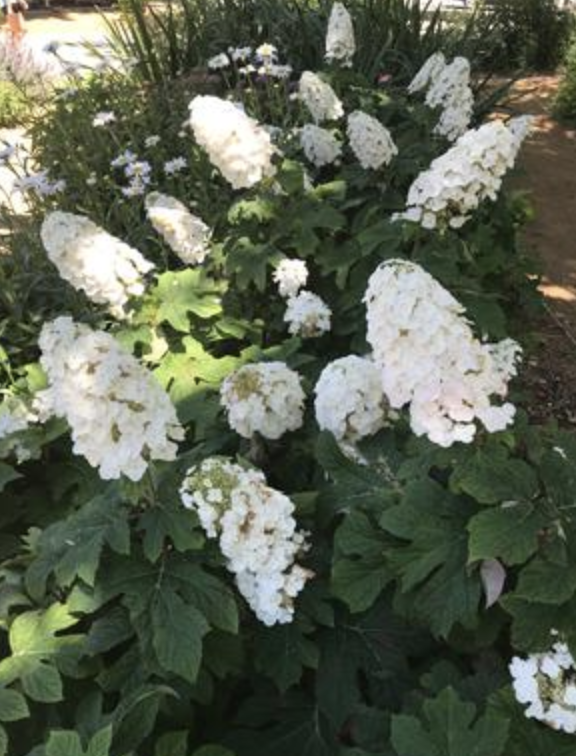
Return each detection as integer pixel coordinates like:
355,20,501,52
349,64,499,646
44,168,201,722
0,6,572,755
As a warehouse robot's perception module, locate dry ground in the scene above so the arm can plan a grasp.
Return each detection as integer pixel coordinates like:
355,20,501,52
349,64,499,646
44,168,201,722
24,7,119,38
501,76,576,426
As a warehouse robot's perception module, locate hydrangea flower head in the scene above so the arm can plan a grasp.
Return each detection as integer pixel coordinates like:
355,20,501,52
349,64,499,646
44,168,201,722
347,111,397,169
314,355,395,450
41,211,154,319
36,317,183,481
511,641,576,734
299,71,344,123
300,124,342,167
145,192,211,265
284,291,332,338
220,362,305,439
180,458,312,625
189,95,277,189
395,118,532,230
325,2,355,67
364,259,521,446
273,258,309,298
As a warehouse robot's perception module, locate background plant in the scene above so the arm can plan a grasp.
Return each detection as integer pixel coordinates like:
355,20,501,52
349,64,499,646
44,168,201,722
554,29,576,122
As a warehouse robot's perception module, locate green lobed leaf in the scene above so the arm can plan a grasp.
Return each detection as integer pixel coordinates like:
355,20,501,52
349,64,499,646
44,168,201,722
332,510,393,612
450,447,539,505
151,588,209,683
100,554,237,683
391,687,509,756
467,503,548,565
25,486,130,598
380,480,481,637
0,603,84,703
253,622,319,693
154,269,224,331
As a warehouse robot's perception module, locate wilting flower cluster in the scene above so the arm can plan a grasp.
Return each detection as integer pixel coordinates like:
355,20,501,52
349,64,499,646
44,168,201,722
364,259,520,447
314,355,394,451
273,258,309,298
300,124,342,167
180,458,311,625
220,362,305,439
36,317,183,481
510,640,576,734
299,71,344,123
284,291,332,338
395,118,532,230
189,95,277,189
325,1,355,67
347,111,397,169
145,192,211,265
41,211,153,318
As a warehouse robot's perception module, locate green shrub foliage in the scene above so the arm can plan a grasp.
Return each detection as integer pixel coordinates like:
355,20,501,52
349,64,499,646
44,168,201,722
0,6,573,756
555,30,576,122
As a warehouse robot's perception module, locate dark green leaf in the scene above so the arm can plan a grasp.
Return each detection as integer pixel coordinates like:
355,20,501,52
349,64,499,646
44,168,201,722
254,622,318,693
467,503,547,565
391,687,508,756
0,462,21,493
451,448,539,505
155,731,188,756
0,688,29,722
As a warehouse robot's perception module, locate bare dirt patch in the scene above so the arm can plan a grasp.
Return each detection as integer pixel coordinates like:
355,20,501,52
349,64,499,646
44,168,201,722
24,7,119,38
503,75,576,426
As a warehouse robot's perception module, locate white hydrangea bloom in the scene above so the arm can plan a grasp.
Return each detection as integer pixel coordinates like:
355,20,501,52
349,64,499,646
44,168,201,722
36,317,183,481
347,111,398,170
220,362,305,440
180,458,312,625
364,259,521,447
145,192,211,265
284,291,332,338
188,95,277,189
300,124,342,167
425,57,474,141
273,258,309,298
510,641,576,734
299,71,344,123
325,2,355,67
0,400,40,463
407,52,446,94
395,118,532,230
314,355,394,447
41,211,154,319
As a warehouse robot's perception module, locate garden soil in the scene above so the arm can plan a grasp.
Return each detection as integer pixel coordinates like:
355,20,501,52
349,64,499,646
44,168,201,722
503,76,576,428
